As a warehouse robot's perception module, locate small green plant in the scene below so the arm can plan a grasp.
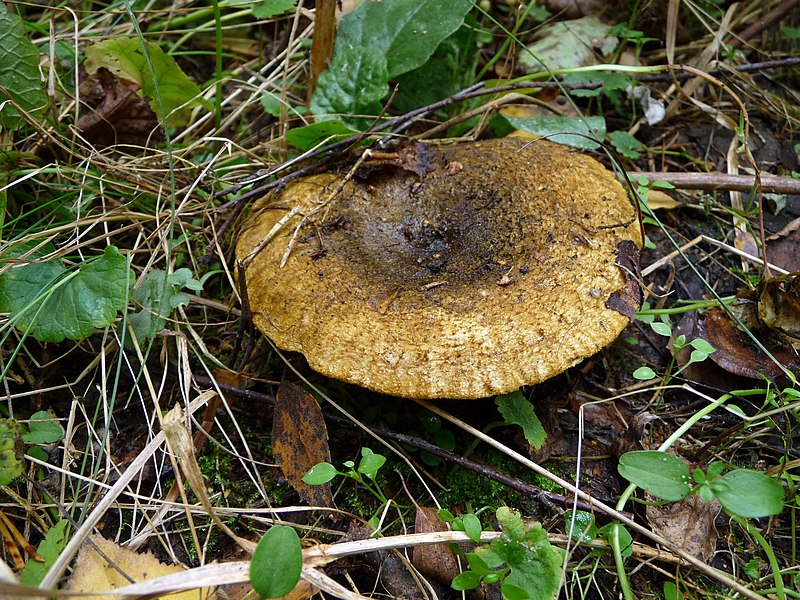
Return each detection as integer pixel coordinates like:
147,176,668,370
303,447,389,530
440,506,562,600
618,451,784,518
0,411,64,485
631,311,716,382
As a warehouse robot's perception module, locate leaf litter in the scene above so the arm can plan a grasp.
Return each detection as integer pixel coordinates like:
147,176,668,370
0,1,798,599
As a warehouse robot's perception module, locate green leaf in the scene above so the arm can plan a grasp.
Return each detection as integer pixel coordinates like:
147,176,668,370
358,447,386,481
618,451,692,501
689,338,716,354
84,37,210,127
709,470,784,518
252,0,298,18
598,523,634,558
451,570,481,591
462,513,483,543
495,391,547,450
285,120,358,151
519,16,618,72
22,411,62,445
562,71,630,98
0,419,23,486
20,520,69,587
496,507,527,543
334,0,474,78
302,462,338,485
632,366,656,380
609,130,644,160
649,321,672,337
565,510,596,542
501,530,562,600
0,3,48,130
501,115,606,150
0,244,133,343
663,581,683,600
393,21,479,113
250,525,303,598
127,268,202,343
310,47,389,124
466,552,490,575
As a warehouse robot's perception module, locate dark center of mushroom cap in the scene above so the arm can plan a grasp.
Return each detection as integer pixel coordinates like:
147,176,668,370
296,140,613,308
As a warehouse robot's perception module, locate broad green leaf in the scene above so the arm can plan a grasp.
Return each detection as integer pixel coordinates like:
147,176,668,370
0,3,48,130
84,37,210,127
461,513,482,543
285,120,358,151
451,570,481,591
334,0,474,78
302,462,337,485
393,21,479,113
127,268,202,343
22,410,62,444
0,244,133,343
252,0,297,18
519,16,618,73
20,520,69,586
357,447,386,481
0,419,23,486
465,552,490,575
663,581,683,600
709,470,784,517
495,391,546,450
496,507,526,543
618,451,692,501
502,115,606,150
310,47,388,123
500,524,562,600
689,338,716,354
250,525,302,598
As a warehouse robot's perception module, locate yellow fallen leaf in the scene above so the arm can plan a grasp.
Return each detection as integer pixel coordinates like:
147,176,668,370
65,534,212,599
645,190,681,210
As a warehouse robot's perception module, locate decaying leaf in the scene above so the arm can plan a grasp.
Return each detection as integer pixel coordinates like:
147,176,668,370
606,240,643,320
758,273,800,340
672,307,799,382
272,382,334,508
411,507,460,584
64,534,212,599
646,494,719,563
76,68,164,148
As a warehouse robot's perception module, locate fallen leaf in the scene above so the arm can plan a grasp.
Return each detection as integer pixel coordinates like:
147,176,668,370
645,190,681,210
758,273,800,340
272,382,334,508
606,240,642,320
411,507,460,584
646,494,719,563
76,68,164,148
65,534,212,599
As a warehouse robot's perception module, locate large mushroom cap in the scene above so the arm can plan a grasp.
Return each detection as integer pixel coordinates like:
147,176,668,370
238,138,641,399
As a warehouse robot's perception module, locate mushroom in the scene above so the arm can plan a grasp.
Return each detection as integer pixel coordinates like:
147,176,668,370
237,137,642,399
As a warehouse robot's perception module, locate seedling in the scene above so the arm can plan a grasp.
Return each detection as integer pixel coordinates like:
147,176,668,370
303,447,389,531
441,506,562,599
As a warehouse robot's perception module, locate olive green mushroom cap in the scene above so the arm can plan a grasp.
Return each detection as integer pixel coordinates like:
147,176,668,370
237,138,642,399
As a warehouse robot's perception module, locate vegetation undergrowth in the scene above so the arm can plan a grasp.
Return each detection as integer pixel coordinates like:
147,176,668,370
0,0,798,599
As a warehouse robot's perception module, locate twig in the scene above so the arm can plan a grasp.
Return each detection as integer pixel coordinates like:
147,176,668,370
626,171,800,194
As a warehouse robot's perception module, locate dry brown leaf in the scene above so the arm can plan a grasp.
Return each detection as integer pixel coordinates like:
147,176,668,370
65,534,212,599
411,507,460,584
646,494,720,563
76,68,164,148
272,382,334,508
